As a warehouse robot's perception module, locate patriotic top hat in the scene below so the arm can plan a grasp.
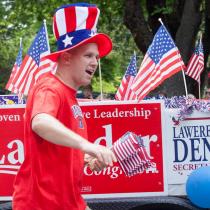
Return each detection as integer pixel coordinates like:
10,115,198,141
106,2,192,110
46,3,112,61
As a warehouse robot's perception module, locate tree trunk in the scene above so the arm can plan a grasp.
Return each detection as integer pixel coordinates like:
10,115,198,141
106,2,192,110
123,0,152,54
202,0,210,95
162,0,202,97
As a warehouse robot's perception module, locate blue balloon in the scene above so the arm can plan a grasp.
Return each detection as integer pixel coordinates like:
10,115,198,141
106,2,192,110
186,166,210,208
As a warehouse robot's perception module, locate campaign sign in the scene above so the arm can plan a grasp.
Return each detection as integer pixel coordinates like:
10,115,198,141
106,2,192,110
0,105,25,200
166,109,210,184
80,101,167,198
0,101,167,200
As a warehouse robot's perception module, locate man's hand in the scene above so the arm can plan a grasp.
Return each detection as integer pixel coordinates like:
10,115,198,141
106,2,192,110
84,154,107,172
88,158,107,172
81,142,117,167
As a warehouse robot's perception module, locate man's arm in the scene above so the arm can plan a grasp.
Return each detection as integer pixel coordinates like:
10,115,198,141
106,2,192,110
32,113,117,166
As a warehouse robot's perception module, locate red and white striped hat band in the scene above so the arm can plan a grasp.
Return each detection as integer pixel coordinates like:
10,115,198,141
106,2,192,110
47,3,112,61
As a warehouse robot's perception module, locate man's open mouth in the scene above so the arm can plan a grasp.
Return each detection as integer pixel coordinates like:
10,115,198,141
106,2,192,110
86,70,93,75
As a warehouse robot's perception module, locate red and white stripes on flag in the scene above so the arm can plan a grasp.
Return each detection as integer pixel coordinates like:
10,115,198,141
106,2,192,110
185,39,204,83
5,39,23,93
13,56,56,95
112,132,151,177
53,5,100,41
10,22,57,96
131,25,185,101
115,54,137,100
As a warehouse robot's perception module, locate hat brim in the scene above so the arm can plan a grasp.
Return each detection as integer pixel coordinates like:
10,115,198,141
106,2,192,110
45,33,112,62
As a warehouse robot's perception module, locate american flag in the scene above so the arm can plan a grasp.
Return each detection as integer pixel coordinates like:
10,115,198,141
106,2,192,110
131,25,185,101
112,132,151,177
115,54,137,100
11,23,56,95
185,39,204,83
5,40,23,93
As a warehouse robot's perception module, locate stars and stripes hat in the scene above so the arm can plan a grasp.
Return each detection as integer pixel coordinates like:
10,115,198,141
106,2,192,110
46,3,112,61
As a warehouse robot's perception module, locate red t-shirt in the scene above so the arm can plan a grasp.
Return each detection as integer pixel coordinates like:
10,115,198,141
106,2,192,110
13,73,87,210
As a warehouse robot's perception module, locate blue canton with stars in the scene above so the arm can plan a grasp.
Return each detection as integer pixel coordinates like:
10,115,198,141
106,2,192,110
16,42,23,67
194,41,204,56
57,29,95,51
148,25,176,64
125,54,137,78
28,24,48,65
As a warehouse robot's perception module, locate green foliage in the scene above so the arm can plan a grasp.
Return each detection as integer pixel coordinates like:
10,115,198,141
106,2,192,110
0,0,138,93
151,0,175,16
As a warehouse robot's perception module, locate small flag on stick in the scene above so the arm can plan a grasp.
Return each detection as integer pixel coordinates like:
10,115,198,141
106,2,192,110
11,21,56,96
131,24,185,101
5,38,23,93
185,38,204,83
115,53,137,100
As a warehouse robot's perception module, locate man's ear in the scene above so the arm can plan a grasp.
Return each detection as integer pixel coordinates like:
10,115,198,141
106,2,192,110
60,52,71,64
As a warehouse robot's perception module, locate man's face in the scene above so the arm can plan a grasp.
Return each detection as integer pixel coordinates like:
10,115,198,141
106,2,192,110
67,43,99,89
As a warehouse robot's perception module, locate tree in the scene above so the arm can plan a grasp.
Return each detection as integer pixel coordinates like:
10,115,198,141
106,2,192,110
124,0,208,98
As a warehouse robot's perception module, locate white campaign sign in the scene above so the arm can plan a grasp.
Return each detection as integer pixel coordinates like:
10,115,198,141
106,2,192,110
165,109,210,184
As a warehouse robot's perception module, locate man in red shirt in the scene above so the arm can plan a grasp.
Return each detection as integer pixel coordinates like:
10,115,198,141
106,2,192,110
13,3,116,210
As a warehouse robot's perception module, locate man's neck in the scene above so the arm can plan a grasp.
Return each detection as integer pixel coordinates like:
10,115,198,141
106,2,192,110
55,71,78,91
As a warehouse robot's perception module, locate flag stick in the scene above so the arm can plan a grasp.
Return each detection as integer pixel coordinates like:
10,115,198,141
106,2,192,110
43,19,50,52
19,37,22,47
198,34,203,99
98,59,103,100
17,37,24,103
158,18,188,97
181,67,188,97
198,77,201,99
